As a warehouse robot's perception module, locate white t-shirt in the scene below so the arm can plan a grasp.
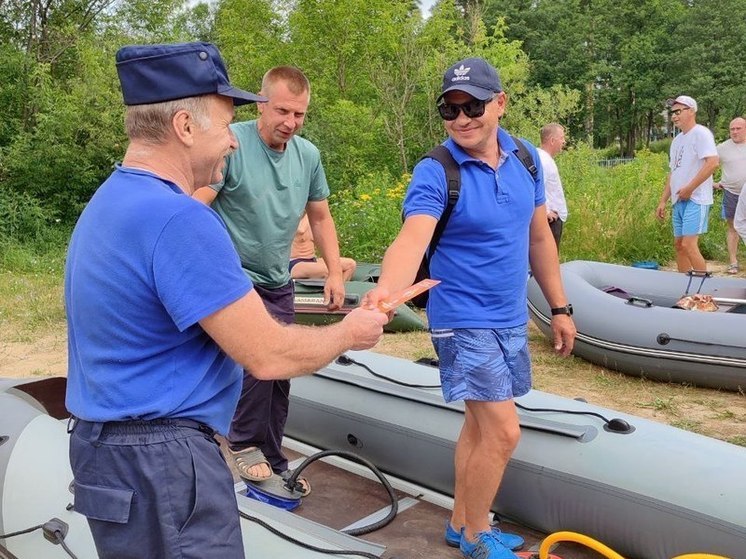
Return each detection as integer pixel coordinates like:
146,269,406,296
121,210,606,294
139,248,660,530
735,190,746,243
716,139,746,195
538,148,568,221
669,124,717,205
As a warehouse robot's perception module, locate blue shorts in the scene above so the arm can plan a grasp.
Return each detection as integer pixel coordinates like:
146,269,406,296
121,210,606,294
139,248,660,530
430,326,531,403
721,190,739,220
672,200,710,237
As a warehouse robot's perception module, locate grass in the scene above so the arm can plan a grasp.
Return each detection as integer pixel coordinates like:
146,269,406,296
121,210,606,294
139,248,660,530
0,270,65,342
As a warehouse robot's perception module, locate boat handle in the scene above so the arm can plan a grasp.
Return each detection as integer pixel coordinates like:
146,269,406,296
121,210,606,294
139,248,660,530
625,296,653,307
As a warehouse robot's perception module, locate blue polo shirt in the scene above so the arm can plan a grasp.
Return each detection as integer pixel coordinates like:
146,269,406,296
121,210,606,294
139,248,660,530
65,166,252,434
403,129,544,329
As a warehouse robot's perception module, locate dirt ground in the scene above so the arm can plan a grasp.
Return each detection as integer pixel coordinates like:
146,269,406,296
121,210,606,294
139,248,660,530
2,318,744,446
2,259,744,445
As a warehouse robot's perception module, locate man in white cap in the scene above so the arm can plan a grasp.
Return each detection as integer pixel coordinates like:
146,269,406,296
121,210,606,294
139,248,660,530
655,95,719,272
714,117,746,273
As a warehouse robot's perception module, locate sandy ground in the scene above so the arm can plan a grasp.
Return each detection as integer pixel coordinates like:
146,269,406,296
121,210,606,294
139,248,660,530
0,331,68,378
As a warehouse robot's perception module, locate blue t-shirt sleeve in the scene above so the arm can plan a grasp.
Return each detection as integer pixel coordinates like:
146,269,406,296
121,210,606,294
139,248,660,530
403,158,449,220
153,204,252,331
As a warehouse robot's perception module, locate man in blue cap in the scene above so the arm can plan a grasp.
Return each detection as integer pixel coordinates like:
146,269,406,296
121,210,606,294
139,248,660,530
364,57,576,559
64,42,387,558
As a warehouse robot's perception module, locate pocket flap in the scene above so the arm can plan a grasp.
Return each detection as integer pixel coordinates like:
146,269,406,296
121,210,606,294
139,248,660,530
74,481,134,523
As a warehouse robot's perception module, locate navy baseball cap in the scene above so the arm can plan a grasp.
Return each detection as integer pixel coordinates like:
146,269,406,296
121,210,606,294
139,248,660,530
115,42,266,106
437,57,503,102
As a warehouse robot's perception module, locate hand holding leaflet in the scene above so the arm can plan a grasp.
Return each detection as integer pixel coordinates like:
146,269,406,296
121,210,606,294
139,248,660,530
377,279,440,312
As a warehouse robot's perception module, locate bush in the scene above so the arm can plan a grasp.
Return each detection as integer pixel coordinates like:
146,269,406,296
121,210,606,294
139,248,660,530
647,138,672,155
558,145,728,264
329,170,407,262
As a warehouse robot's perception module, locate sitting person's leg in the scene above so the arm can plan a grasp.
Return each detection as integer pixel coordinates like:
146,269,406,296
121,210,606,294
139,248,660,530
290,256,357,281
341,257,357,281
289,257,322,279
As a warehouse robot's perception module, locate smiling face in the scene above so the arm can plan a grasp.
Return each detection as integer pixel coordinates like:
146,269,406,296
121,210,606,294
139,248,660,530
256,79,310,151
194,95,238,187
670,103,696,132
442,90,506,159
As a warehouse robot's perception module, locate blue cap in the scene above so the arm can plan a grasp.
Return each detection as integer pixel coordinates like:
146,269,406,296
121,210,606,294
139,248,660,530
437,57,503,102
115,42,266,106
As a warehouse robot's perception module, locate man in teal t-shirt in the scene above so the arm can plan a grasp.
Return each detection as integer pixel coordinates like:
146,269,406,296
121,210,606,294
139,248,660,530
194,66,346,491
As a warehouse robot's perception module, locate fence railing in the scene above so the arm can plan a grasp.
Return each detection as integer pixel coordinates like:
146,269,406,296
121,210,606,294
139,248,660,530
597,157,634,168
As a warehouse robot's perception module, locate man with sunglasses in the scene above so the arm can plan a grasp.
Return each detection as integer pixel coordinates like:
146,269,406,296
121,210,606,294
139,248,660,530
655,95,719,272
363,57,576,559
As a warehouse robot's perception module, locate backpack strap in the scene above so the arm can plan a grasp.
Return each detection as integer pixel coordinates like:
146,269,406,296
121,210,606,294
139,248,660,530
422,145,460,259
511,135,539,180
417,138,535,259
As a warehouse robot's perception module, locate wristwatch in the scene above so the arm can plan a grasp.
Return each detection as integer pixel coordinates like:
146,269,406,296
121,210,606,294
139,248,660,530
550,304,573,316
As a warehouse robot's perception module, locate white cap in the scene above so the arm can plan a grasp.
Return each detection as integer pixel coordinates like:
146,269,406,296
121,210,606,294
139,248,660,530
671,95,697,112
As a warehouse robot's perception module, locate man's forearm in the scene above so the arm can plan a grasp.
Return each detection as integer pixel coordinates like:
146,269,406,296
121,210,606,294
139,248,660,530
684,157,719,192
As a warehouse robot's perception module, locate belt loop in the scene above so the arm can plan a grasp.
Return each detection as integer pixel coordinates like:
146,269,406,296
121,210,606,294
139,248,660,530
66,415,79,434
90,422,105,447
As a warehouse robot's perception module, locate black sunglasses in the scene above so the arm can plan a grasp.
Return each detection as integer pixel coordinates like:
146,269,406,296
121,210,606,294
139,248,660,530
437,95,496,121
669,107,691,116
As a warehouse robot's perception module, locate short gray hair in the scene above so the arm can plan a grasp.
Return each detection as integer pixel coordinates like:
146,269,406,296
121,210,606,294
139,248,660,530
540,123,564,144
124,96,211,143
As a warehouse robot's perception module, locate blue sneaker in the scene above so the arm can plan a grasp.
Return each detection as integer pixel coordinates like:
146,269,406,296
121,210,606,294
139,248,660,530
459,529,520,559
445,521,524,551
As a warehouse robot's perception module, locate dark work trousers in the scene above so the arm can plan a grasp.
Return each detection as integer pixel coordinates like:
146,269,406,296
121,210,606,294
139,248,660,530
549,217,564,250
228,281,295,473
69,418,243,559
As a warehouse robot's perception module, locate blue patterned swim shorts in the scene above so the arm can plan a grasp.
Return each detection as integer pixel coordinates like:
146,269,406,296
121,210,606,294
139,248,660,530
430,326,531,403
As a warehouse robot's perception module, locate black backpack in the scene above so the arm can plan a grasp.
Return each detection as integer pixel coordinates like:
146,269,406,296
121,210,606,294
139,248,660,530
410,137,539,308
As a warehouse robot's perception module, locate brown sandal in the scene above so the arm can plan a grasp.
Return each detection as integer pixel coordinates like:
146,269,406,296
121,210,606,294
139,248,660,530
229,447,272,482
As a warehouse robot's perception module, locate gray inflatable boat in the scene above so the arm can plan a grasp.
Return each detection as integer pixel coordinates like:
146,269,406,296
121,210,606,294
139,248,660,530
285,350,746,559
528,260,746,391
0,378,384,559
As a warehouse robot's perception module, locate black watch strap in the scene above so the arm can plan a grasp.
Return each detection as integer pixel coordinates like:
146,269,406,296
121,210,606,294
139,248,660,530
550,304,573,316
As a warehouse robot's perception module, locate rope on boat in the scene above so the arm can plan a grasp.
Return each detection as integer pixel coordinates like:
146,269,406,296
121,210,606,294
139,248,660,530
240,448,399,558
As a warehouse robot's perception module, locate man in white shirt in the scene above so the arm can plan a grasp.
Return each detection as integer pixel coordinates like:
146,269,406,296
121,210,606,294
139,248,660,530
538,123,568,250
714,117,746,273
655,96,719,272
735,188,746,249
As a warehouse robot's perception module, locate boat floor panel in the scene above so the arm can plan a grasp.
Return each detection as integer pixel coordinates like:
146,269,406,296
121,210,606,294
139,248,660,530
219,438,601,559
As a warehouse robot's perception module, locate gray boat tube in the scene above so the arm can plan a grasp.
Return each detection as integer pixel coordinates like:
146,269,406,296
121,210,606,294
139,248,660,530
285,350,746,559
0,378,384,559
528,260,746,391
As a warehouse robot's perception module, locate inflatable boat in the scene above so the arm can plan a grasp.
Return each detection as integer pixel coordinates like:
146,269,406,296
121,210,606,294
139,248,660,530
294,279,425,332
527,260,746,391
0,377,384,559
285,350,746,559
351,262,381,283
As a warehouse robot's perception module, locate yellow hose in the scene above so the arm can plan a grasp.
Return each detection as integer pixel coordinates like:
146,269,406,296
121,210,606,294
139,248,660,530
537,532,733,559
538,531,625,559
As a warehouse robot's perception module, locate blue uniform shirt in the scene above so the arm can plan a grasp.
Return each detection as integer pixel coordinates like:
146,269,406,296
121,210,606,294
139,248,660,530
403,128,545,329
65,166,252,433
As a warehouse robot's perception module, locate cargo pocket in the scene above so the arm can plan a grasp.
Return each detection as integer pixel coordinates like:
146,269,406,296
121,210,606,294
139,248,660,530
73,481,134,523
